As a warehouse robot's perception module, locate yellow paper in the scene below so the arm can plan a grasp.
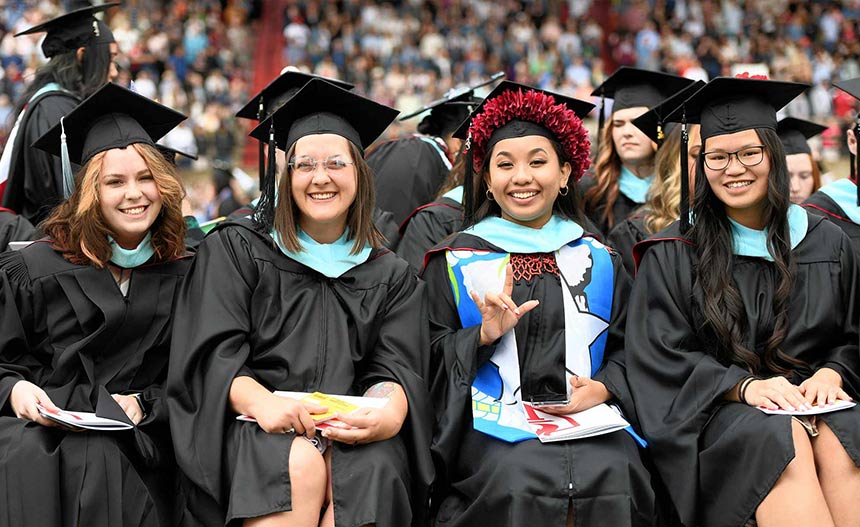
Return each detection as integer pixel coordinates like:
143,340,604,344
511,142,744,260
301,392,358,422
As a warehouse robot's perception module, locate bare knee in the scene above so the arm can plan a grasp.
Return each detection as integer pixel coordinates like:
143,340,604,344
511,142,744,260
289,437,327,498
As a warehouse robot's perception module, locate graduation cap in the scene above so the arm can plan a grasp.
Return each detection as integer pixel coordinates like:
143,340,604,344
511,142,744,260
32,82,186,197
777,117,826,156
663,75,809,231
248,78,399,230
591,67,696,153
156,144,198,166
833,78,860,202
236,70,353,197
236,71,354,122
452,81,595,223
399,72,505,136
631,80,706,145
15,3,119,59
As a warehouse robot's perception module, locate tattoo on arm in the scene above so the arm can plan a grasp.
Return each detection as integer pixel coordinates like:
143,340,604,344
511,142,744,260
364,381,398,398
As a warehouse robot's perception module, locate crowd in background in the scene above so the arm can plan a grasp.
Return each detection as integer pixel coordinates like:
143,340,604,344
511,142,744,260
2,0,860,218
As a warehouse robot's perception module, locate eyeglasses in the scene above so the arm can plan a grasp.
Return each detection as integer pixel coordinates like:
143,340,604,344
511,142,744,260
288,156,355,174
702,145,766,171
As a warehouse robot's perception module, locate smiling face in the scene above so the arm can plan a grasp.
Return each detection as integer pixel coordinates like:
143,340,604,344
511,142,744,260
98,146,163,249
611,106,657,169
786,153,815,204
290,133,357,243
484,135,571,229
703,128,771,228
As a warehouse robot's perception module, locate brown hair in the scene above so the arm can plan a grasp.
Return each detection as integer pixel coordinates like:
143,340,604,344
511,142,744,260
585,123,622,229
42,143,187,267
273,141,384,254
810,154,822,194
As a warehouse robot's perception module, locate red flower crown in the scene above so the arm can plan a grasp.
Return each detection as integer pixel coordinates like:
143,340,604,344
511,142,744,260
466,88,591,181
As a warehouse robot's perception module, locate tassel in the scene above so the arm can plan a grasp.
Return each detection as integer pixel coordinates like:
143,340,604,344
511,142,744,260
656,121,665,147
60,117,74,198
596,95,605,157
679,114,691,234
257,96,265,196
854,120,860,206
461,134,474,230
253,121,277,231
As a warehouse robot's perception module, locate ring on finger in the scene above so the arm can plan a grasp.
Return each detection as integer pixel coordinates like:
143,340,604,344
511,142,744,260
285,427,295,434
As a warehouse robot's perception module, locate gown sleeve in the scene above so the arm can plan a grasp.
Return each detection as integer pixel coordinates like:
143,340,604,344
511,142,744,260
397,209,447,273
818,233,860,396
0,250,37,413
167,227,257,503
424,251,498,480
625,240,751,524
353,259,435,521
373,208,402,250
591,251,640,425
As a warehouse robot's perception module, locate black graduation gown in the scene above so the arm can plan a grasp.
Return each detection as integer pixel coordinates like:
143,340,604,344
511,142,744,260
367,136,451,225
0,208,38,252
606,215,648,277
627,214,860,527
373,206,401,250
396,197,463,272
0,241,191,527
424,231,657,527
2,91,80,224
167,219,434,527
803,188,860,259
580,175,642,237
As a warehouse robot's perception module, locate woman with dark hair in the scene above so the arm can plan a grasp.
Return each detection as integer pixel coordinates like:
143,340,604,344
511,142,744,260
628,76,860,527
0,83,189,527
1,4,120,224
423,81,657,527
168,79,433,527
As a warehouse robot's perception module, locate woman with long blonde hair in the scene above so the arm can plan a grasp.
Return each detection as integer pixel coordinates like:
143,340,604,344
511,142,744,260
607,123,702,274
583,67,695,235
0,83,190,527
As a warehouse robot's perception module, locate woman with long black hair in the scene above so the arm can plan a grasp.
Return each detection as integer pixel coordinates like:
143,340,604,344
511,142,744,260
1,4,119,223
424,81,658,527
627,76,860,527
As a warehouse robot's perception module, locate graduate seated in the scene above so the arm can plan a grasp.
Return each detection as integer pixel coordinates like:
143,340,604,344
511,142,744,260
803,78,860,258
167,78,433,527
628,76,860,527
423,81,659,527
0,83,190,527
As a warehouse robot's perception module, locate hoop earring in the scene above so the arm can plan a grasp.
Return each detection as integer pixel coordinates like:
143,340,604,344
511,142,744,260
486,189,495,201
558,185,569,196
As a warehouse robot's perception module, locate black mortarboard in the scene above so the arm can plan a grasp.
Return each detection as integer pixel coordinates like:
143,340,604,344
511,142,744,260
451,80,595,141
32,83,186,196
248,78,398,231
631,80,706,145
250,78,398,153
236,71,353,198
451,81,595,224
833,78,860,201
236,71,354,122
665,76,809,232
664,76,808,140
156,144,198,166
590,67,695,154
777,117,826,156
399,72,505,137
15,3,118,58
